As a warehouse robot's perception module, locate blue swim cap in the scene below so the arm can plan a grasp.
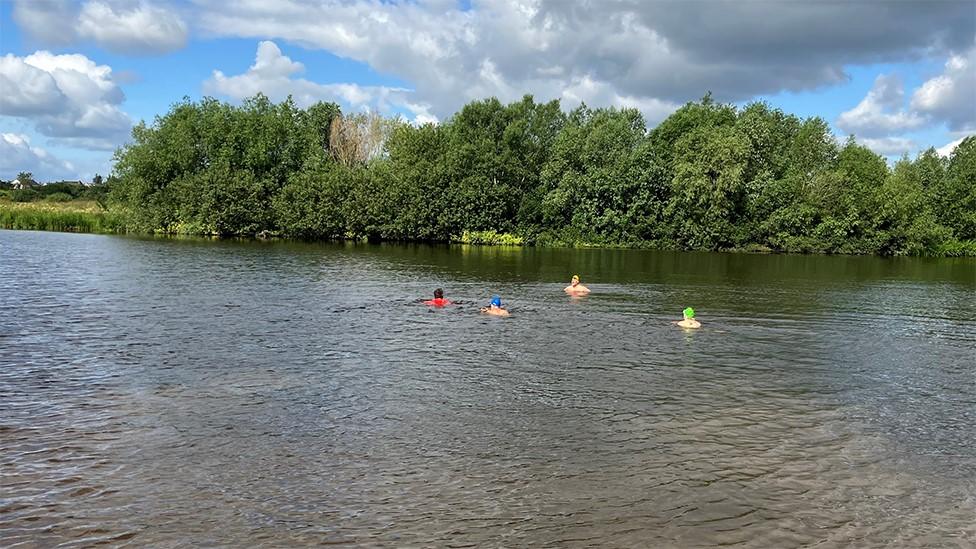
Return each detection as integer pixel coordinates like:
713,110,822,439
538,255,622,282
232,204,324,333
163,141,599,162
491,295,502,307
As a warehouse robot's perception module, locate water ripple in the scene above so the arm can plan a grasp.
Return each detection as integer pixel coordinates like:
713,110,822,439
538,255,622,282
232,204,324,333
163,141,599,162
1,230,974,547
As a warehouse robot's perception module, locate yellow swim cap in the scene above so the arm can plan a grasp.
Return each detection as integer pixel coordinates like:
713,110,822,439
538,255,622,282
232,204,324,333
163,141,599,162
572,274,580,280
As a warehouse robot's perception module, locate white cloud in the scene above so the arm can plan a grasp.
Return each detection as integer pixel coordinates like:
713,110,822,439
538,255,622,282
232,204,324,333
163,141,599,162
911,47,976,131
559,75,680,126
12,0,188,55
0,54,67,115
204,41,437,124
189,0,975,123
78,1,188,55
836,74,926,137
936,135,973,157
859,136,917,156
0,133,76,181
835,47,974,156
193,1,672,120
11,0,77,47
0,51,131,149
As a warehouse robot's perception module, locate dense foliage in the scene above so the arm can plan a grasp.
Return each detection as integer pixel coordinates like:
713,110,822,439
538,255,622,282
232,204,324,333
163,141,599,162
104,93,975,255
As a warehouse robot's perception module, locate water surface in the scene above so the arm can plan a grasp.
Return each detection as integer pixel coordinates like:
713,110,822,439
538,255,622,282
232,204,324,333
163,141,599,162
1,230,974,547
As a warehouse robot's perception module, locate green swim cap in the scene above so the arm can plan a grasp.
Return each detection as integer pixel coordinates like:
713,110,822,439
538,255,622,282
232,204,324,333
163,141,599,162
683,307,695,318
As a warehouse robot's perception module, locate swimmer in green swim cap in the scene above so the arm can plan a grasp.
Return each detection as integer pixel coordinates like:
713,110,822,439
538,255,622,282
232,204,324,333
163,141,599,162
675,307,701,329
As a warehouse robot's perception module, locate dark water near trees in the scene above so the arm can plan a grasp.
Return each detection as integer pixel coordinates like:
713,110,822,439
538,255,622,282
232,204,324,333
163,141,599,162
2,229,974,547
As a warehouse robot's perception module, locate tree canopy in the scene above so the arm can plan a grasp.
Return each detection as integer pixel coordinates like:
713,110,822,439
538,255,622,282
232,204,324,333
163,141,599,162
106,93,976,256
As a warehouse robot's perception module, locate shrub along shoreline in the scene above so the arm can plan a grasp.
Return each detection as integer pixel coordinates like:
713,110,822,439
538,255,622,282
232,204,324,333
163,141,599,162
7,93,976,257
4,199,973,257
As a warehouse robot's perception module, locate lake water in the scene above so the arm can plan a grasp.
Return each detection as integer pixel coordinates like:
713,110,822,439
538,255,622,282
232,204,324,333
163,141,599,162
1,229,974,547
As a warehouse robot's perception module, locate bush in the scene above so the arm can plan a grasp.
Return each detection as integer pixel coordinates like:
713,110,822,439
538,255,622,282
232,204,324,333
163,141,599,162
44,192,74,202
935,239,976,257
11,189,39,202
457,230,525,245
37,182,85,199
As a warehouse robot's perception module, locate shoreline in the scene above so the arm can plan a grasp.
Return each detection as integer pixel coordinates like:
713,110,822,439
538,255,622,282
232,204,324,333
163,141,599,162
3,203,973,258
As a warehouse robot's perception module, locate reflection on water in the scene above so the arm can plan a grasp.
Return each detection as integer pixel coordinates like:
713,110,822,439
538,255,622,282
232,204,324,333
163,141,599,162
1,230,974,547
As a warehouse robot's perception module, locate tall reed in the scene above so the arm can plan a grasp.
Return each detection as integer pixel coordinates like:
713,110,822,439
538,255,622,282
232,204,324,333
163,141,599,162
0,202,125,234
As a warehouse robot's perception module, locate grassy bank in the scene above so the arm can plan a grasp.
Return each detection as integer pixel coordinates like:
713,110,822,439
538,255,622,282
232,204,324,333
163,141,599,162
0,201,125,234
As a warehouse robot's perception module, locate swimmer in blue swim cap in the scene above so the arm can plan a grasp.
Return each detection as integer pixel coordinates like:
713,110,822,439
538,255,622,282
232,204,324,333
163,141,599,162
481,295,510,316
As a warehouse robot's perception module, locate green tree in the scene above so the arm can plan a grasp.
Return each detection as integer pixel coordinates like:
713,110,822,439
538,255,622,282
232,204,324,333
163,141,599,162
273,157,349,239
105,92,967,255
383,122,453,239
665,125,750,249
933,136,976,240
734,102,803,244
540,106,666,244
874,158,950,255
912,148,946,190
735,102,801,182
650,94,737,171
439,96,565,234
16,171,36,187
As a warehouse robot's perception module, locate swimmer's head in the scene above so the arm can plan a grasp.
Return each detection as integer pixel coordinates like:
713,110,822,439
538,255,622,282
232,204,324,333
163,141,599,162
571,274,580,285
434,288,444,299
683,307,695,319
491,295,502,308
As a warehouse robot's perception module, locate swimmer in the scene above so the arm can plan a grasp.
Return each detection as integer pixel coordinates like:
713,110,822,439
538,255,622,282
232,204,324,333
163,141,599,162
424,288,452,307
480,295,510,316
675,307,701,329
564,274,591,294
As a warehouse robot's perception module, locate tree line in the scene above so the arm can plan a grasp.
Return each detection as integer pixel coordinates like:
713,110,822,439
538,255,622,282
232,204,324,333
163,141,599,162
107,93,976,256
1,172,110,206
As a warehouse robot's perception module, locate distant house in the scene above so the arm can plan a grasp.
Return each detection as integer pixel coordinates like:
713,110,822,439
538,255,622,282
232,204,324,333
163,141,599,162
11,179,24,190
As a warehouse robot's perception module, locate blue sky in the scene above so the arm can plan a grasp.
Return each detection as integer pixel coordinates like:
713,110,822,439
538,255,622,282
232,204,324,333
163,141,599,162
1,0,973,182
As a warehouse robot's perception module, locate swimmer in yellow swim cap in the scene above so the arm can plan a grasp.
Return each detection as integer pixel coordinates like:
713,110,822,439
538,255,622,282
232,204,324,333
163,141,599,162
564,274,591,295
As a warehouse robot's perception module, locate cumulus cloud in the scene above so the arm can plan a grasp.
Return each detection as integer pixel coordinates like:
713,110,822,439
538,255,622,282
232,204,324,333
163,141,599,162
559,75,680,126
190,0,975,120
77,1,188,54
836,74,926,137
0,52,131,150
936,135,973,157
204,41,438,123
10,0,77,47
0,133,76,180
911,47,976,132
836,45,974,156
12,0,188,55
0,54,67,115
859,137,917,156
